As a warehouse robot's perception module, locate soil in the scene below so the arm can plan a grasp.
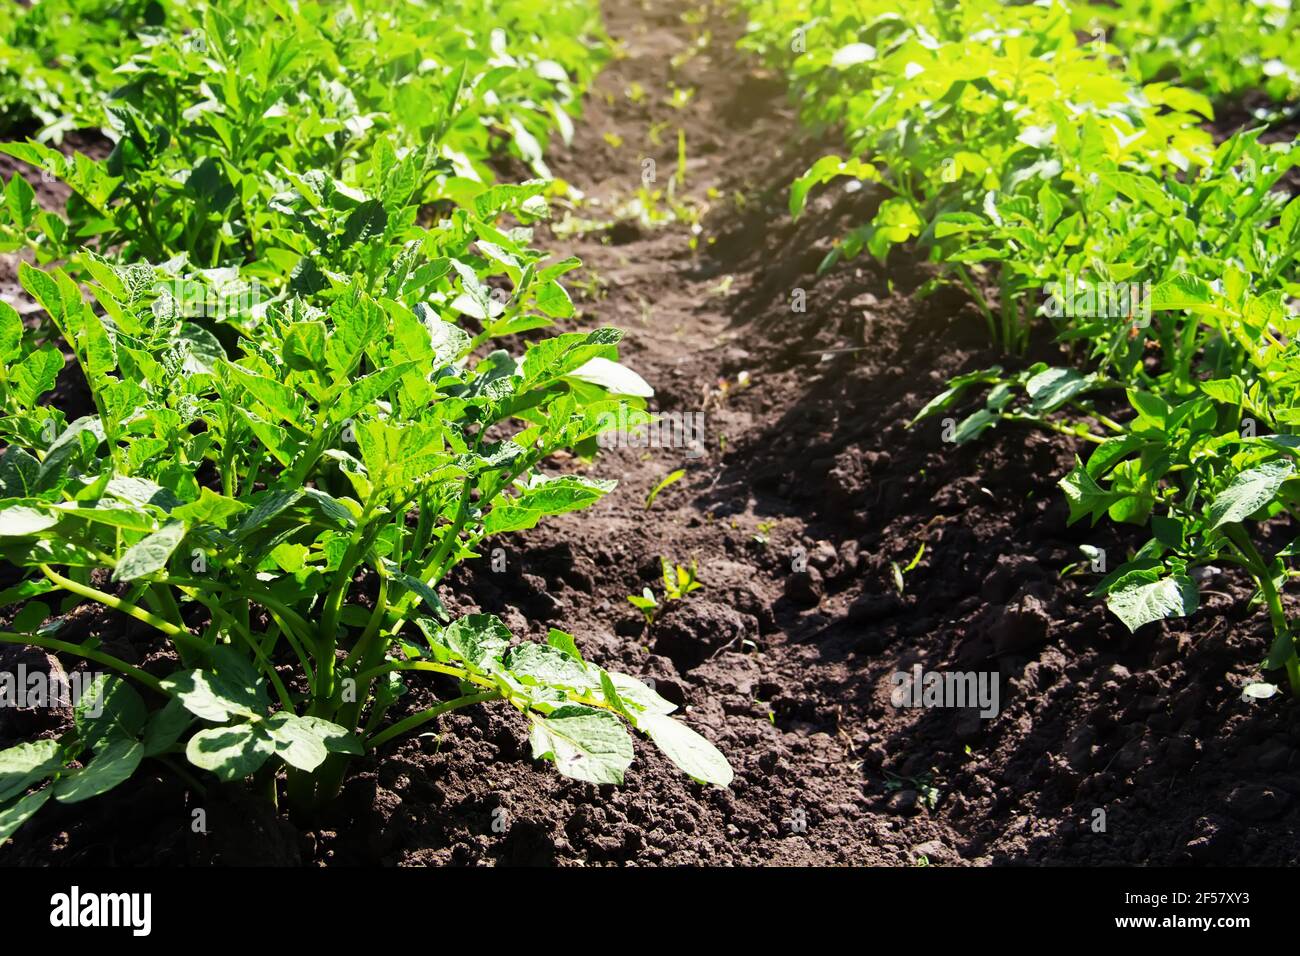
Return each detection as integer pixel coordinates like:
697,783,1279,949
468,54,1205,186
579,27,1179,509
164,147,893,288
4,0,1300,867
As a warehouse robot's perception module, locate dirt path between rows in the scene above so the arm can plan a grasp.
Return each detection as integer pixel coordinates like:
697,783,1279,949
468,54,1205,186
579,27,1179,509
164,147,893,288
8,0,1300,867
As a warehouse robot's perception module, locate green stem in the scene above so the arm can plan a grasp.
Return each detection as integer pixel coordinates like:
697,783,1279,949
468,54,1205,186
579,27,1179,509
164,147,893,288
952,262,998,345
342,572,388,671
185,591,294,709
354,658,491,688
149,583,186,630
365,691,501,751
1003,414,1107,443
0,630,164,694
162,577,314,647
253,762,279,809
39,565,204,656
1225,525,1300,695
316,508,377,710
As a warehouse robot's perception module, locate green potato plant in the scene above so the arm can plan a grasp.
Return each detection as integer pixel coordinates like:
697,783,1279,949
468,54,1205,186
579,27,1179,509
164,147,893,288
0,0,733,847
1076,0,1300,103
0,0,605,280
743,0,1213,350
0,249,731,839
744,0,1300,693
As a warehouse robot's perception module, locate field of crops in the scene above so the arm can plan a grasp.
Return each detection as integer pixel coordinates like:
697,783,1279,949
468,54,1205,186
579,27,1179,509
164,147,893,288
0,0,1297,882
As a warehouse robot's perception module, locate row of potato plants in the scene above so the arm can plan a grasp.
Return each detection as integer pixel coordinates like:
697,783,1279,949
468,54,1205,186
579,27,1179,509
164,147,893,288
0,0,732,844
1074,0,1300,105
740,0,1300,693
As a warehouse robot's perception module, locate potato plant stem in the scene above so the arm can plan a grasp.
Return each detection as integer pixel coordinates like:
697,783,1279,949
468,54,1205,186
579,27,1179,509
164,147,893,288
161,576,313,649
365,692,502,751
1225,526,1300,694
38,564,205,658
0,630,164,694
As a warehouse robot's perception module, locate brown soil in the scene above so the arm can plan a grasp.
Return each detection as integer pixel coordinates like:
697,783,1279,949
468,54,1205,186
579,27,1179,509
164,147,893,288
4,0,1300,867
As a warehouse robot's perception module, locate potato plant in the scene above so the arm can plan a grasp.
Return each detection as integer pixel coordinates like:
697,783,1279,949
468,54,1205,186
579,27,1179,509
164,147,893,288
743,0,1214,350
1076,0,1300,102
744,0,1300,693
0,0,732,845
0,0,605,277
0,227,730,841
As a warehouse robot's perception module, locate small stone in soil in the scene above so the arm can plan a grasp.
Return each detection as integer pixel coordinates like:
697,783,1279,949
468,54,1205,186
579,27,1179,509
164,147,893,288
1226,784,1292,821
784,567,824,607
912,839,955,864
886,789,921,815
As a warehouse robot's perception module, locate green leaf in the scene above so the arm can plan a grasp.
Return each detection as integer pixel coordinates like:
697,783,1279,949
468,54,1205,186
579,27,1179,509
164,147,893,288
5,171,36,231
294,716,363,755
81,308,115,382
52,503,156,533
830,42,876,68
19,261,64,322
0,299,21,362
645,469,685,510
186,724,275,782
484,475,617,534
10,346,62,406
0,787,52,843
161,667,264,723
598,669,632,720
105,476,179,511
142,697,193,757
910,367,1003,424
1098,171,1175,217
1200,378,1244,406
473,180,548,220
1059,460,1119,525
0,739,63,803
0,503,56,537
604,671,676,716
221,363,309,427
449,260,504,321
951,408,998,445
637,713,733,786
1208,460,1295,529
384,562,450,621
173,487,249,528
528,705,634,785
1150,273,1216,311
283,321,327,373
75,675,147,749
53,738,143,804
112,520,186,581
505,643,594,691
867,198,922,257
567,357,653,397
0,447,39,499
329,361,418,423
233,489,303,540
546,628,584,663
0,578,56,610
178,323,226,375
1144,82,1214,119
790,155,875,219
1025,367,1096,413
520,328,622,386
1106,572,1199,632
427,614,511,669
326,292,388,376
263,712,330,772
341,199,387,247
535,279,574,318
